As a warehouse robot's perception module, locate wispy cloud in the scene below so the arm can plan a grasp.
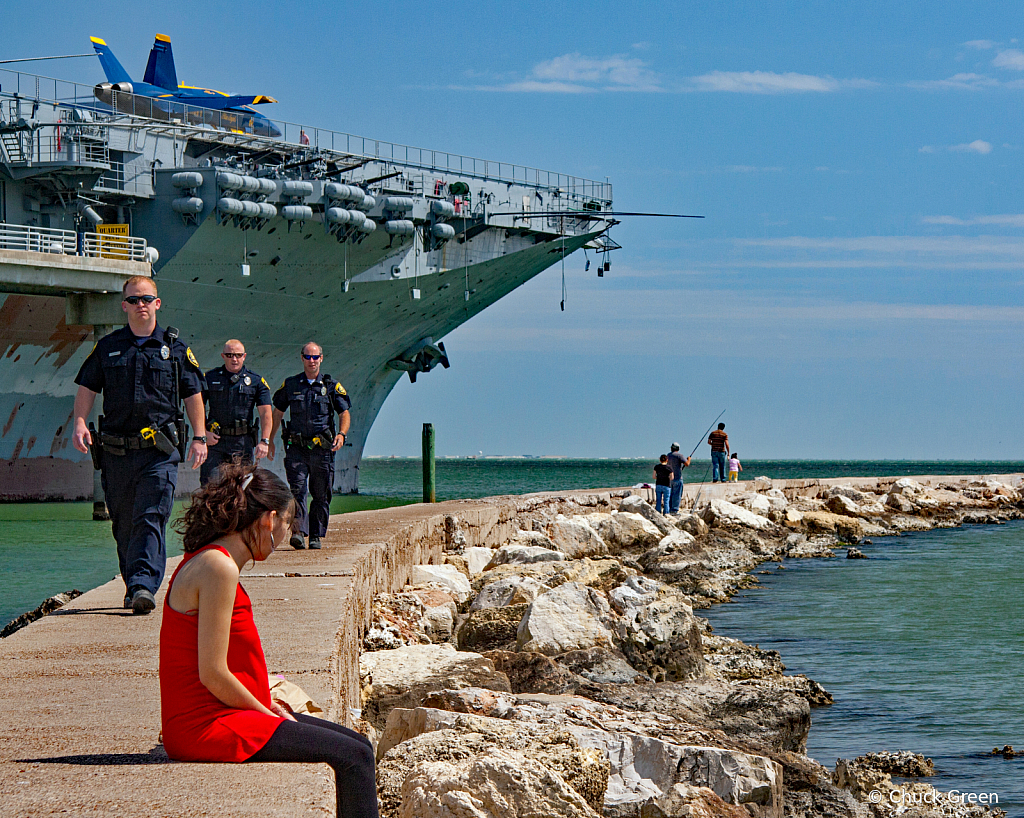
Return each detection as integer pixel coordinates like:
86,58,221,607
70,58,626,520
686,70,871,94
458,55,871,95
922,214,1024,227
993,49,1024,70
964,39,997,50
919,139,992,154
464,52,661,93
913,72,1001,90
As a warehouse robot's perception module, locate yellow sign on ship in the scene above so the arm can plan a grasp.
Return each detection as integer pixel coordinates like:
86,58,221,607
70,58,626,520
96,224,130,259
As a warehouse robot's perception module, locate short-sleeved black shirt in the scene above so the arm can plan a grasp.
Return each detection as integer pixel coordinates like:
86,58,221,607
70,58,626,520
272,373,351,437
74,324,204,435
203,365,272,430
654,462,673,487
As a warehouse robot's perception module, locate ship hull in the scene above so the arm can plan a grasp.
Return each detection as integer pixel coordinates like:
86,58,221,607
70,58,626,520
0,227,598,500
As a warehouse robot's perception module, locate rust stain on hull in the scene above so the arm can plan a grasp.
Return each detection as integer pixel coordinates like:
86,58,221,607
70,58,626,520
3,403,24,437
0,294,92,368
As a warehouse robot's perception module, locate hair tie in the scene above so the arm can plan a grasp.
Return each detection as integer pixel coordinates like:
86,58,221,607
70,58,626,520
241,473,254,491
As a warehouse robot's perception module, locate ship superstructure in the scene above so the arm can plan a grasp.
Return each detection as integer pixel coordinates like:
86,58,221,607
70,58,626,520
0,65,615,500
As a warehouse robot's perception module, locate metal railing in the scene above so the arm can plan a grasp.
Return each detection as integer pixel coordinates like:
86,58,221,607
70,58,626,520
0,221,148,262
0,66,613,206
81,231,148,262
0,222,77,254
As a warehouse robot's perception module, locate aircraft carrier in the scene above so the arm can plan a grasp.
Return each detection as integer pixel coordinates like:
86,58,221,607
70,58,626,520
0,58,615,501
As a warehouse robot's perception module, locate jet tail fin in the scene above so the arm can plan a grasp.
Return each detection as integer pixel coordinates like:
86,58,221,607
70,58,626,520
90,36,132,84
143,33,178,91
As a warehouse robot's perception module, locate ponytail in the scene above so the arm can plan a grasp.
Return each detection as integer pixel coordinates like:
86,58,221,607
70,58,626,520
176,464,294,554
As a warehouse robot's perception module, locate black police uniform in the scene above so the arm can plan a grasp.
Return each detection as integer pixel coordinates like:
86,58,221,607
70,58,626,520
272,373,351,540
200,365,272,485
74,324,204,598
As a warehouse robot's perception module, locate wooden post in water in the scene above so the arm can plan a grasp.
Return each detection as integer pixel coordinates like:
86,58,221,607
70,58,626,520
422,423,435,503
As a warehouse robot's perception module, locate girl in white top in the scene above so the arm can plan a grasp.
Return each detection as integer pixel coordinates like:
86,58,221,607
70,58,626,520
728,454,742,482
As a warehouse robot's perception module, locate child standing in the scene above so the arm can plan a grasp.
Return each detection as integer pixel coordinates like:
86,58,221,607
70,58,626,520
653,454,672,514
728,453,742,482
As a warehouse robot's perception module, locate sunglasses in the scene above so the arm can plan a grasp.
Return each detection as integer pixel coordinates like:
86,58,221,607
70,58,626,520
123,294,158,305
222,352,245,359
302,354,322,361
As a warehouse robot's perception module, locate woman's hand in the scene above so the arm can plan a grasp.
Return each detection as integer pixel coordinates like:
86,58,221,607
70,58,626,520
271,701,297,721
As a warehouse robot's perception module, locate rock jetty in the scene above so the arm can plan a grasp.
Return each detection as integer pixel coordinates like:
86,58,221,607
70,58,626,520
363,476,1020,818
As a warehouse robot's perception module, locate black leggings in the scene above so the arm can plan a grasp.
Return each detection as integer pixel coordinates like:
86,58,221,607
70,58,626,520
247,713,378,818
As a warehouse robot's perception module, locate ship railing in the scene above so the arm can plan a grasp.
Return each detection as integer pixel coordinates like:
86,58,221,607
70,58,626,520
0,222,77,254
1,66,613,206
80,231,149,262
0,221,148,262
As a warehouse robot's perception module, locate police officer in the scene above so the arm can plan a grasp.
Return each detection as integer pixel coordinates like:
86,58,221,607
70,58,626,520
268,342,350,550
72,275,207,615
200,339,273,485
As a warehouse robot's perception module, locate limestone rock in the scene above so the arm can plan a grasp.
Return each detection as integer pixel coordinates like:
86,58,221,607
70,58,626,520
615,592,706,682
484,649,582,695
801,511,863,541
509,528,560,550
620,494,676,535
485,542,566,569
826,494,864,517
398,749,602,818
564,727,783,818
470,575,549,611
411,565,472,603
360,644,511,729
736,493,772,515
609,575,663,614
421,687,517,720
824,484,874,504
676,512,710,539
701,500,774,532
457,604,529,652
377,709,609,815
556,646,653,685
753,476,772,490
785,536,837,558
548,515,609,558
846,547,867,559
701,633,786,681
517,581,616,655
553,557,635,593
781,507,804,526
885,493,917,514
591,511,664,551
464,546,496,576
591,679,811,754
640,783,752,818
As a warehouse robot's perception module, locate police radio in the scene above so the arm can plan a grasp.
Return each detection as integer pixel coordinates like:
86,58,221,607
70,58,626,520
164,326,189,459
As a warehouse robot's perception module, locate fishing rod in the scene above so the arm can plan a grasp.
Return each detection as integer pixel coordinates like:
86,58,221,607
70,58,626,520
689,409,726,459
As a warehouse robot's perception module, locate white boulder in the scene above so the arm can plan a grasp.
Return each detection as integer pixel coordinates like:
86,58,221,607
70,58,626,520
701,500,773,531
411,565,472,603
517,581,615,655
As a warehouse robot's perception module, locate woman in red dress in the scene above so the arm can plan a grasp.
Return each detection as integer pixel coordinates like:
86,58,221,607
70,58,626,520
160,464,378,817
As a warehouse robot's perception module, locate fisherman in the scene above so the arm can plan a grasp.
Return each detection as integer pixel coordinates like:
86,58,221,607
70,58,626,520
268,342,351,550
666,442,692,515
200,339,273,485
71,275,207,615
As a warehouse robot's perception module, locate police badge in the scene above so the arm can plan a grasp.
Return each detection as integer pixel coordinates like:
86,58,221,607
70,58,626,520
320,386,327,396
244,376,251,386
160,345,170,360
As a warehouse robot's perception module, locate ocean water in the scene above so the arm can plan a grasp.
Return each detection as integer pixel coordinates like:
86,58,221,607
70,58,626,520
702,520,1024,816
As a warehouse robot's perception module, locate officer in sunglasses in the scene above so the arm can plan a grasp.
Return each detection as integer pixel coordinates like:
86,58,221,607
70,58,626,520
199,339,273,485
268,342,351,550
72,276,206,615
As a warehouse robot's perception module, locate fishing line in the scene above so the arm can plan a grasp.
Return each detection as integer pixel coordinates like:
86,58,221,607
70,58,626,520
689,409,726,459
560,232,566,311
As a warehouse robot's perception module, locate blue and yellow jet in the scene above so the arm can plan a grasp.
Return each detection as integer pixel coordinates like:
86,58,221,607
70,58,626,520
90,34,282,138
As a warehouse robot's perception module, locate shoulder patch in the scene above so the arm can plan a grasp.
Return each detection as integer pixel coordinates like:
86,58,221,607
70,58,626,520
186,347,200,368
335,382,347,396
278,380,286,391
261,377,269,389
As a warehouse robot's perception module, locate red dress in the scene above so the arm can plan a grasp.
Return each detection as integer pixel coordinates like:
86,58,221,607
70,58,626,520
159,545,283,762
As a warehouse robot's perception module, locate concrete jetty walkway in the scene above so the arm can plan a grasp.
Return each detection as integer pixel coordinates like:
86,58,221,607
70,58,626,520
0,475,1015,816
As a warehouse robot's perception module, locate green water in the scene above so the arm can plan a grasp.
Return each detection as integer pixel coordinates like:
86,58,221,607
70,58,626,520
703,521,1024,816
2,459,1021,627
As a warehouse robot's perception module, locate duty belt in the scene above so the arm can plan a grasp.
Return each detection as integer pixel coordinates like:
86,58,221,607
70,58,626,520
210,420,253,436
99,430,157,455
286,431,332,450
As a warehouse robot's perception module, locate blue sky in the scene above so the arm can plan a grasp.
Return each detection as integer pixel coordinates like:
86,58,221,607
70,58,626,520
6,1,1023,459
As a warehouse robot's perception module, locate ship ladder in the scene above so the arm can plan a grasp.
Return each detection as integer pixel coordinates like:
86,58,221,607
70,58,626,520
0,130,25,164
